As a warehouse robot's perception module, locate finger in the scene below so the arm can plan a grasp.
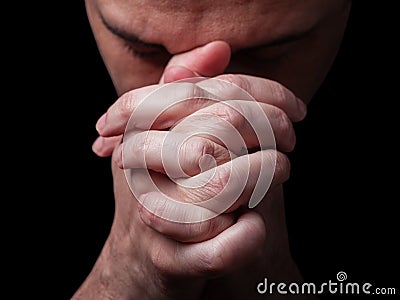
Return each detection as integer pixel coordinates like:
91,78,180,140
161,65,197,83
97,75,304,138
180,210,266,277
160,40,231,83
98,40,230,138
97,82,221,137
116,131,232,176
96,97,294,159
171,100,296,153
138,203,235,243
95,84,161,137
145,209,266,277
92,135,122,157
98,75,305,138
197,74,307,122
135,149,289,226
176,149,290,211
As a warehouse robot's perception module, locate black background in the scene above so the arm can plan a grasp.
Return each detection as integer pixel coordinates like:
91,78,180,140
17,1,398,299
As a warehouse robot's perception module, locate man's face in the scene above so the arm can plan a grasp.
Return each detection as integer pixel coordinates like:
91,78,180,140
85,0,350,101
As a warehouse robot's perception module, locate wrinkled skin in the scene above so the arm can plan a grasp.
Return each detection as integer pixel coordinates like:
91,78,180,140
72,1,351,299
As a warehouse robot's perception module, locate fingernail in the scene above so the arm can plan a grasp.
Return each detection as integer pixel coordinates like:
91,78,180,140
96,113,107,133
163,65,197,83
297,97,307,119
92,137,104,156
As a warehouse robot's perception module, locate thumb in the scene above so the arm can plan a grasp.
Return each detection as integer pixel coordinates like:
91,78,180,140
160,40,231,83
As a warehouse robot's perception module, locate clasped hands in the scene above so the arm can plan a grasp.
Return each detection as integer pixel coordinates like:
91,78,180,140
91,40,306,299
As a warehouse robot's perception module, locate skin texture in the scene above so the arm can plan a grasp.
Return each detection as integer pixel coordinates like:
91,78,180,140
86,0,350,100
73,0,352,299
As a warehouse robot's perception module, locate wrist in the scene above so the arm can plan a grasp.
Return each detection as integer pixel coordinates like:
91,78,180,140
72,225,206,300
72,232,148,299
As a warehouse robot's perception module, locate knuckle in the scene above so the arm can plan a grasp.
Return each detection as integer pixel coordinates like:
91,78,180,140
218,74,249,92
180,83,211,111
141,132,152,154
268,80,289,103
196,219,218,241
207,166,230,195
127,132,149,160
184,82,205,100
179,138,215,175
141,206,163,232
188,137,215,160
213,102,246,128
182,165,230,203
203,220,217,240
117,91,137,120
195,240,225,276
184,220,214,242
125,139,138,158
149,244,171,275
275,151,291,183
277,111,296,151
199,138,215,157
184,96,210,111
